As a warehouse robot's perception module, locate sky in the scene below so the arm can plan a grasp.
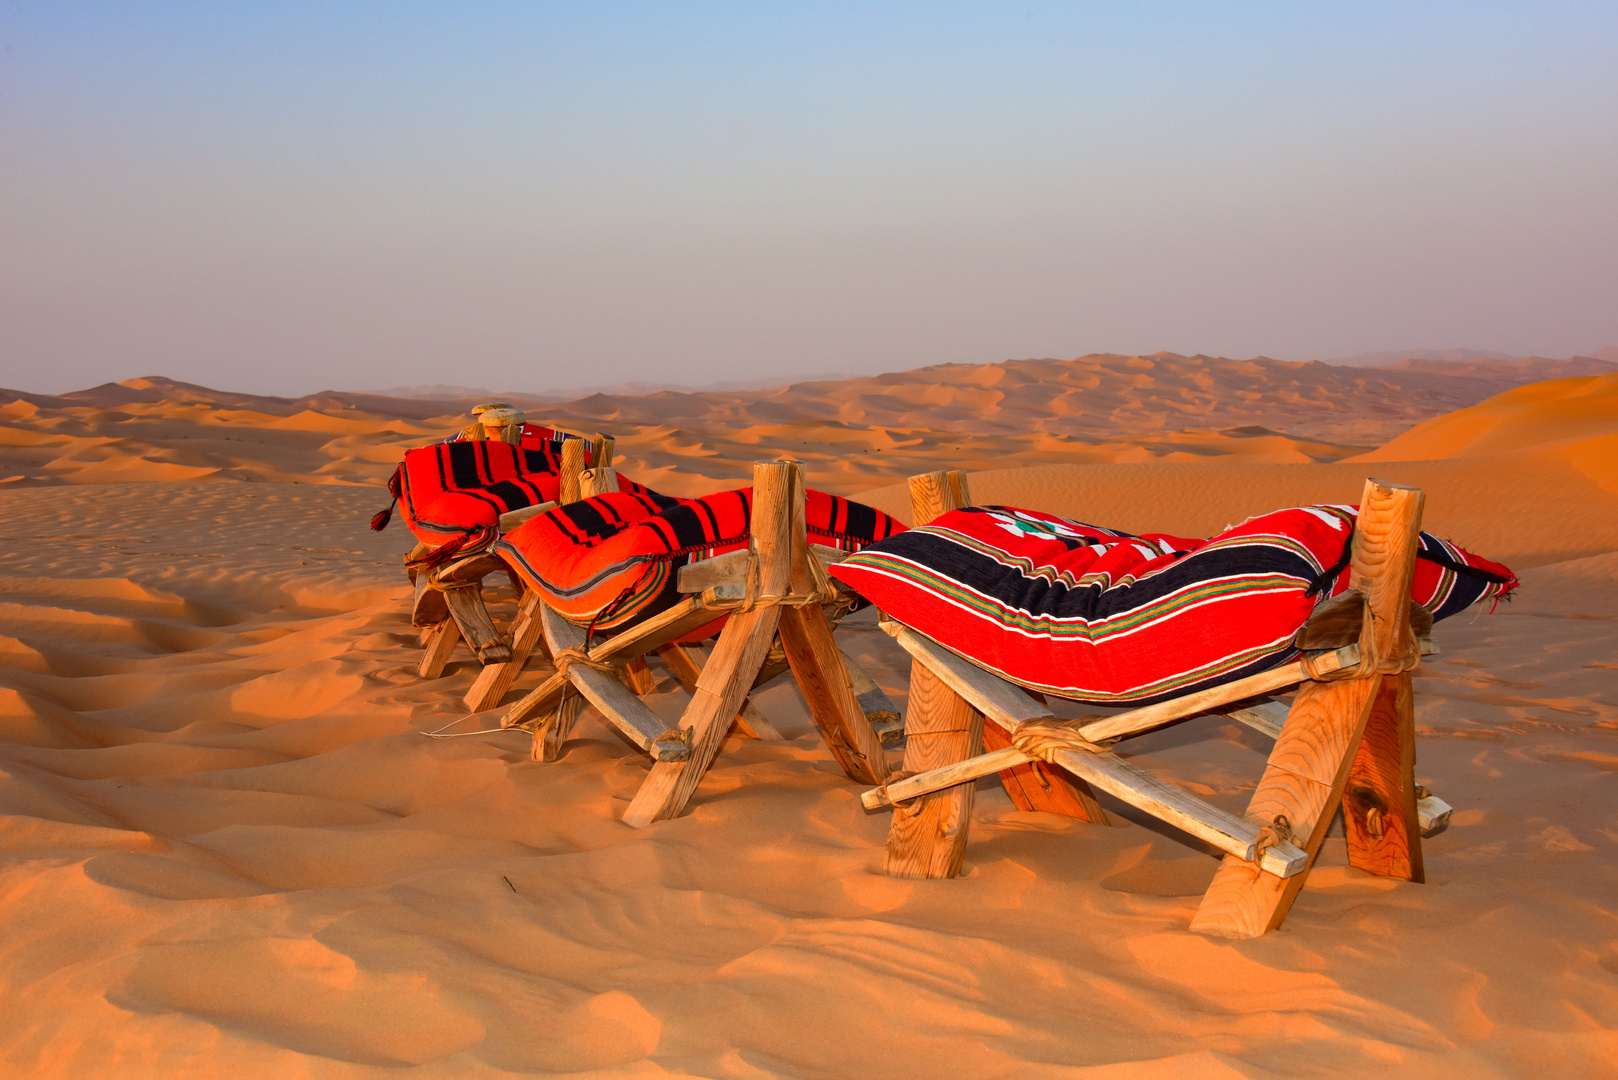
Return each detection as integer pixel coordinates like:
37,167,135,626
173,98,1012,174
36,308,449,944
2,2,1615,397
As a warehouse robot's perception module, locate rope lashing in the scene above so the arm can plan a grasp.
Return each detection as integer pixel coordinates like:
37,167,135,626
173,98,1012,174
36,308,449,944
550,645,624,681
728,550,840,613
1301,598,1423,682
1253,814,1294,859
1010,717,1117,759
875,769,919,810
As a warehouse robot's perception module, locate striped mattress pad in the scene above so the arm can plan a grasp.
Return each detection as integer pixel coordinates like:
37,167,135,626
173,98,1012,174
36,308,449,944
828,503,1517,706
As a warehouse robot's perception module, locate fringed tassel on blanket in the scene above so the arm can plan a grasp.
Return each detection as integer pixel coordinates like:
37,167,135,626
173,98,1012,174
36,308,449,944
370,465,405,532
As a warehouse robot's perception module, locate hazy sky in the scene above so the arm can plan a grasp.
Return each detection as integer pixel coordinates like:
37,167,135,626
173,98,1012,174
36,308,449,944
3,2,1615,396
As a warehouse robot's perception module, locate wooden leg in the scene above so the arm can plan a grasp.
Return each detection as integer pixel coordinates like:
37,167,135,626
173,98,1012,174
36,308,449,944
417,618,462,679
464,591,548,711
443,586,513,665
1344,671,1424,881
622,606,784,828
534,693,583,762
620,656,656,696
980,723,1108,824
1189,675,1383,939
884,662,984,879
654,643,783,740
777,604,891,785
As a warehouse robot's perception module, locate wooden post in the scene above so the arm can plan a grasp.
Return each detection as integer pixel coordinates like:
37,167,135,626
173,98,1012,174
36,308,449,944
1190,479,1425,939
655,642,783,740
884,471,983,877
1343,477,1428,882
559,437,586,505
417,618,462,679
463,590,551,711
621,460,795,827
620,655,656,695
535,694,582,761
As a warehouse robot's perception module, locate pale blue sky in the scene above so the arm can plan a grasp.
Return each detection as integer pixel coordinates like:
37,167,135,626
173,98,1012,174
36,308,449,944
2,2,1615,395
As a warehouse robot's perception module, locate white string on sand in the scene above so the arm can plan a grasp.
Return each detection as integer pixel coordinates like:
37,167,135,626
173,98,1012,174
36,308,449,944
421,712,521,739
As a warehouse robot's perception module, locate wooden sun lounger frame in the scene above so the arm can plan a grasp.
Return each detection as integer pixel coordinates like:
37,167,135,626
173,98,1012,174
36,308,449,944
863,469,1439,938
491,458,895,828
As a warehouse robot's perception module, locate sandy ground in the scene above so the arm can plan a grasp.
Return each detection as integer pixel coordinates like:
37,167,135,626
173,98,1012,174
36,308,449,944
1,360,1616,1077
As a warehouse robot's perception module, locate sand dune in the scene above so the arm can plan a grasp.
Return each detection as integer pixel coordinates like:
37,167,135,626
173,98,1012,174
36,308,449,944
2,360,1617,1076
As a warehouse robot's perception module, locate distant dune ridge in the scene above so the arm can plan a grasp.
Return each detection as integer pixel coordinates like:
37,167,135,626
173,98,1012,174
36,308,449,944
5,350,1613,495
2,351,1618,1075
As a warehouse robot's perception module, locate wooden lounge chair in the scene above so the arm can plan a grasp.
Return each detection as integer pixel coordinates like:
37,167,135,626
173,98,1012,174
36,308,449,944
409,428,607,679
494,459,896,827
859,470,1450,938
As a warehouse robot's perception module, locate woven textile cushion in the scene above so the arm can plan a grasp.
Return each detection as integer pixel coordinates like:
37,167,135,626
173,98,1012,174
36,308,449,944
497,487,905,633
828,504,1516,706
397,432,649,550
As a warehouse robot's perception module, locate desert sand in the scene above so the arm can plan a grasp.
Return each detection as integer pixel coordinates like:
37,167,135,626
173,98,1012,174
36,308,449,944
2,354,1616,1077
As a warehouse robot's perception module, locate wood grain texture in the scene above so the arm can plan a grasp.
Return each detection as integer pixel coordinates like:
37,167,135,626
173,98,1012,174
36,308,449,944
558,437,586,505
1190,675,1384,937
620,655,656,696
1345,671,1424,880
1191,480,1427,937
883,660,985,879
582,466,619,498
539,603,686,758
622,606,783,827
463,590,548,711
1341,478,1426,882
621,460,797,827
980,722,1107,823
417,618,462,679
882,468,983,878
777,603,890,784
654,642,783,741
499,595,721,729
535,693,582,762
443,587,511,664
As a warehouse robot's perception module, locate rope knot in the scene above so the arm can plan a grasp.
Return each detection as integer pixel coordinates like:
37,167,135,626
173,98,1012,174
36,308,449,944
1010,717,1114,760
876,769,919,810
551,646,621,680
1253,814,1293,859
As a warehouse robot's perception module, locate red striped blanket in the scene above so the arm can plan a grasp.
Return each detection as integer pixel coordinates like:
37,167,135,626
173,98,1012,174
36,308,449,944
828,503,1516,706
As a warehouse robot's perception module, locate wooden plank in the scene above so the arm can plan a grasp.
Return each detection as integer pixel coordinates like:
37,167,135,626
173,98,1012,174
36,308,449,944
498,500,556,532
499,594,724,729
1049,746,1308,877
883,659,985,879
1342,478,1428,882
1074,648,1358,744
1191,478,1426,938
655,643,783,741
623,605,782,826
558,437,586,505
411,574,448,627
880,617,1056,731
980,722,1108,823
442,586,512,664
1417,794,1452,835
539,603,688,761
1345,670,1424,880
582,465,619,498
535,693,582,762
620,655,656,695
842,651,905,745
777,603,891,784
1190,675,1384,936
463,590,548,711
417,618,462,679
864,745,1025,809
883,467,981,879
676,544,851,594
1222,698,1290,739
622,459,797,827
